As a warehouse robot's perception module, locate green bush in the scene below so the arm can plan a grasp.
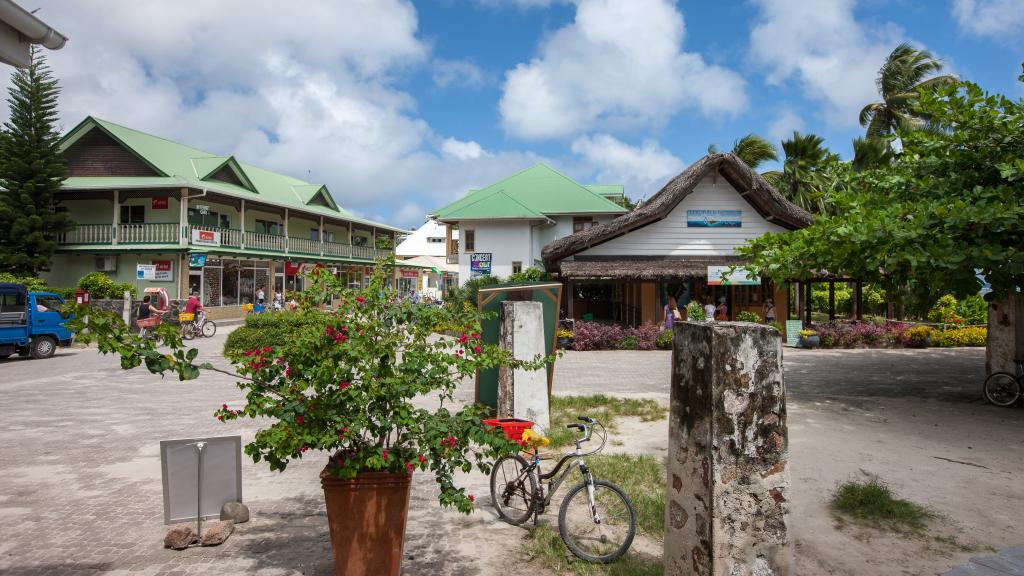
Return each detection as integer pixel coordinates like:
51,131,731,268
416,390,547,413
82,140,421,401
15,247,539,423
443,275,502,308
617,335,638,350
686,301,706,321
956,294,988,325
507,267,551,283
223,311,329,360
736,310,761,322
77,272,136,299
656,329,673,349
0,273,73,297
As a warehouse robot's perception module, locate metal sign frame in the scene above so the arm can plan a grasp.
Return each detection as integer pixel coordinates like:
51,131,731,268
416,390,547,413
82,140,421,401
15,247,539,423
160,435,242,525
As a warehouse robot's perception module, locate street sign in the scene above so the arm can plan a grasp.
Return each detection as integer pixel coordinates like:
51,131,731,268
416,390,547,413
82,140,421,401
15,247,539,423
136,264,157,280
785,320,802,347
188,253,207,268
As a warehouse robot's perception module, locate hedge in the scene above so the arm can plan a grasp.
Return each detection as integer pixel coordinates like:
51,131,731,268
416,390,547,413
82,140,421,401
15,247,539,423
223,311,329,360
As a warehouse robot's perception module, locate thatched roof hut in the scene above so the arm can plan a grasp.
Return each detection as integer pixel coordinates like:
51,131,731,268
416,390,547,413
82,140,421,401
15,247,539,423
542,153,811,280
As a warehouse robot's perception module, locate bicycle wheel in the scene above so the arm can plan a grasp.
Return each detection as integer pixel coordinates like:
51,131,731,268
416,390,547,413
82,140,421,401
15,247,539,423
201,320,217,338
983,372,1020,407
181,323,195,340
558,479,636,564
490,453,537,526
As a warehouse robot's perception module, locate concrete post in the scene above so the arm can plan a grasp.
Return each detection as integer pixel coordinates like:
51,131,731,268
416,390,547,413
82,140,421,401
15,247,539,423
987,295,1022,376
665,321,793,576
122,290,132,325
497,300,550,432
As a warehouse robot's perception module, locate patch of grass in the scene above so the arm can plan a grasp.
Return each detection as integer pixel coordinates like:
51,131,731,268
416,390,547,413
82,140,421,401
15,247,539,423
830,478,934,532
933,534,977,553
586,454,665,537
547,395,666,448
522,523,663,576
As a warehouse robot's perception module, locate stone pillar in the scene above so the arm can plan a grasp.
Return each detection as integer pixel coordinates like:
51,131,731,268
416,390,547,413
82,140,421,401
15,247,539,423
665,321,793,576
497,301,550,432
987,295,1022,376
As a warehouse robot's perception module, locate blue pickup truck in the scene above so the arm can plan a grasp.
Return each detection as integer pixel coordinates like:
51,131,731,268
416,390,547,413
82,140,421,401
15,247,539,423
0,283,75,360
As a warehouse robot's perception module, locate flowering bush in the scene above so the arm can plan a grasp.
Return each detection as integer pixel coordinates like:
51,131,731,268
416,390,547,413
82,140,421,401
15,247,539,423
799,329,818,337
556,328,574,339
736,311,761,323
899,325,932,348
71,260,549,514
571,321,660,351
932,326,987,347
686,301,706,321
656,329,673,350
927,294,966,328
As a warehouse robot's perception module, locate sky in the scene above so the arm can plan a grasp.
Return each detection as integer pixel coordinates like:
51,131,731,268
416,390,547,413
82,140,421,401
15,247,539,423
4,0,1023,229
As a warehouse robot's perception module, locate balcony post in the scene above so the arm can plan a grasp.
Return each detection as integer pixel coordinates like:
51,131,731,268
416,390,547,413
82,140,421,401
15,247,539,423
179,188,188,246
284,208,289,254
112,190,119,245
319,216,324,256
372,227,377,257
240,198,246,248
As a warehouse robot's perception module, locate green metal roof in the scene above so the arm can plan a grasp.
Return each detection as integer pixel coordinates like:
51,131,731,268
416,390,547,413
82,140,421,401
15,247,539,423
58,117,401,233
430,164,628,221
585,184,625,199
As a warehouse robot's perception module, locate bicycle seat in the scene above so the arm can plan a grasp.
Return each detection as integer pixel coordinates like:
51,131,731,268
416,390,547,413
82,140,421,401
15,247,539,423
521,428,551,448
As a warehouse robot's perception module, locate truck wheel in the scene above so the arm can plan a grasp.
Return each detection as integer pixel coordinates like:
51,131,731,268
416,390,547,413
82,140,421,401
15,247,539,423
30,336,56,359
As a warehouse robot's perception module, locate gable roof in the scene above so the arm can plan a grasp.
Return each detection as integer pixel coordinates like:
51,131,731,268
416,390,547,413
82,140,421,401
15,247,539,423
585,184,625,201
542,153,813,265
58,116,403,233
430,163,628,222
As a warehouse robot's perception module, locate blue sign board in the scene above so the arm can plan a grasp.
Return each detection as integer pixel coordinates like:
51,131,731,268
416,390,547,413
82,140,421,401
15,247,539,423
189,253,208,268
470,253,492,277
687,209,742,228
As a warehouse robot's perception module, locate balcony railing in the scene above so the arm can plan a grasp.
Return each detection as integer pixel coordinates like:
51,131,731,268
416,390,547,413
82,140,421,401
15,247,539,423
288,236,321,255
119,223,178,244
58,224,114,245
323,241,351,258
246,231,286,252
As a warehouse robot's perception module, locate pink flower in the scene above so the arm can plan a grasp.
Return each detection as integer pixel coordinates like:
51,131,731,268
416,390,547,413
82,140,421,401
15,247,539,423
222,404,228,410
356,296,366,304
382,449,389,460
473,346,481,355
458,334,468,344
284,367,292,377
418,454,426,463
406,462,414,473
340,381,351,389
455,349,463,356
468,495,475,503
471,332,480,340
217,415,223,422
295,415,305,425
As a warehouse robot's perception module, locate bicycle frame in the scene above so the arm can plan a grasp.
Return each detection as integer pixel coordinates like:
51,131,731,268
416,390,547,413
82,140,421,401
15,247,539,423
519,420,607,520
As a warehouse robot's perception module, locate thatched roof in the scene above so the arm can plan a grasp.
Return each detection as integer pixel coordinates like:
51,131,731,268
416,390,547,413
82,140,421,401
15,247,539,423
559,256,747,281
542,153,812,268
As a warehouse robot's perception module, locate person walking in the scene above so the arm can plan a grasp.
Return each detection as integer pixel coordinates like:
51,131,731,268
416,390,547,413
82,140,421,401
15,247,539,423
715,296,729,321
256,285,266,306
703,298,716,322
763,298,777,324
663,296,682,329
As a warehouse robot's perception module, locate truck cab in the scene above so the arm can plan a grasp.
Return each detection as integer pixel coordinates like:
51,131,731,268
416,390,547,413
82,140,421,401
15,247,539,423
0,283,75,360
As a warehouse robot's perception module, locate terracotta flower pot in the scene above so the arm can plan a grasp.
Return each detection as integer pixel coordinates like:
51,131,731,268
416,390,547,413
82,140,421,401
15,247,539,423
320,469,412,576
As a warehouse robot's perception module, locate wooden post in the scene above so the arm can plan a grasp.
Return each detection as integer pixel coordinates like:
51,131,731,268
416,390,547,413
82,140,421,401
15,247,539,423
805,281,813,324
240,199,246,249
179,188,188,247
319,215,325,256
112,190,120,245
283,208,289,253
854,282,863,320
828,282,836,321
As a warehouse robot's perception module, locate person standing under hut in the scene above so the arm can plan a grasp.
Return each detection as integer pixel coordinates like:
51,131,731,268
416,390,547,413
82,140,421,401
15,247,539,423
715,296,729,321
763,298,777,325
663,296,683,329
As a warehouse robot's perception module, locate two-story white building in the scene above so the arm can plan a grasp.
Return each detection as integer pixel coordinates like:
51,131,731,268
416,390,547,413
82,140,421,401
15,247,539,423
429,164,628,284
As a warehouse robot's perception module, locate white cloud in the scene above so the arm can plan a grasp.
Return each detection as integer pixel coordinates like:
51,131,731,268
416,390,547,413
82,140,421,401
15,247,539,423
952,0,1024,39
432,58,488,88
440,137,487,160
0,0,546,228
499,0,747,140
571,134,685,201
767,108,805,144
475,0,560,9
749,0,903,127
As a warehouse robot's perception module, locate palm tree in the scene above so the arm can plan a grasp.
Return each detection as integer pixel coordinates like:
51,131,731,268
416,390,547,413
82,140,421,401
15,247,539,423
762,131,834,213
859,43,956,139
708,134,778,170
851,137,894,171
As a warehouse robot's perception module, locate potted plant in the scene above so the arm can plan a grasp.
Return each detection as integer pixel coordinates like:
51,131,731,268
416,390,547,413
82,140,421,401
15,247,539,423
69,261,546,576
799,328,820,348
556,328,574,349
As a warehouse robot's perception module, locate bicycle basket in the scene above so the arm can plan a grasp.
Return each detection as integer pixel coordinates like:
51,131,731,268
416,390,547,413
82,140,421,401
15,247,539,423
178,313,195,322
135,317,160,329
483,418,535,445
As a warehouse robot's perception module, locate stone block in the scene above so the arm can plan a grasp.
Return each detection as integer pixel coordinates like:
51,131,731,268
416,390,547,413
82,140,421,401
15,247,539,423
163,524,196,550
199,520,234,546
497,300,550,432
665,321,793,576
220,501,249,524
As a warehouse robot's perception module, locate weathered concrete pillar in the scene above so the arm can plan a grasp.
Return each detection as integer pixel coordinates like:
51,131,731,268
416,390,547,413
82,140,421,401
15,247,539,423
665,321,793,576
987,295,1022,376
497,301,550,432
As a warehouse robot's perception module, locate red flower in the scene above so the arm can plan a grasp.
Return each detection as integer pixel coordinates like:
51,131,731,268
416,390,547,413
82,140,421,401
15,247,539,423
295,415,305,425
473,346,481,355
455,349,463,356
382,449,389,460
284,367,292,377
458,334,468,344
447,435,457,447
406,462,414,473
263,346,272,353
300,444,309,453
471,332,480,340
468,494,475,503
217,415,224,422
338,426,348,439
418,454,426,463
222,404,228,410
340,381,351,389
356,296,366,304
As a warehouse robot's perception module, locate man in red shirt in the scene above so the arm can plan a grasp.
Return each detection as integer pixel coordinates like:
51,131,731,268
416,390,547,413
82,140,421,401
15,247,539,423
184,291,202,315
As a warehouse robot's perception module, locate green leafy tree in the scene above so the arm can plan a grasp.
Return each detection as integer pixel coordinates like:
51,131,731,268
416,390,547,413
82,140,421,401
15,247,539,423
859,43,956,140
851,137,895,172
739,79,1023,312
0,47,72,275
709,134,779,170
761,131,842,214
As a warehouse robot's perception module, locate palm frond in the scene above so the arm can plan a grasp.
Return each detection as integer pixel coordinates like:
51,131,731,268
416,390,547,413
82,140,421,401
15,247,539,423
731,134,778,169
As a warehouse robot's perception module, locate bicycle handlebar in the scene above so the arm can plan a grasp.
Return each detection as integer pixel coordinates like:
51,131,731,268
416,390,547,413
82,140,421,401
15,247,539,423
566,423,585,431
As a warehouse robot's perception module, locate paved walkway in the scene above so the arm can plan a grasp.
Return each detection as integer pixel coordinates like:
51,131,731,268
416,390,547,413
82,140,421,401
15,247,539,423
945,548,1024,575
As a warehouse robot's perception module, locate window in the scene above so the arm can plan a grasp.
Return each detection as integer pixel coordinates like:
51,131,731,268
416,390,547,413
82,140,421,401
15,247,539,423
463,229,475,252
309,230,335,242
427,237,444,243
220,214,230,229
352,235,368,247
120,205,145,224
255,219,281,235
512,261,522,275
187,208,228,228
573,217,594,233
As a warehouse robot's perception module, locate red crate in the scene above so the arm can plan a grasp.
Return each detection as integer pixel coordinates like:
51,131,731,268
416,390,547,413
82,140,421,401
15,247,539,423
136,317,161,329
483,418,535,445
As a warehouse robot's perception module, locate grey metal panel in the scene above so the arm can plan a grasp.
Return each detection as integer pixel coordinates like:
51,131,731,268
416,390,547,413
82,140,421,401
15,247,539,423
160,435,242,525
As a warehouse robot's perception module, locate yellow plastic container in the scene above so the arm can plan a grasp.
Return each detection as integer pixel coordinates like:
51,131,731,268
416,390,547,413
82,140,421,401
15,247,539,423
178,313,195,322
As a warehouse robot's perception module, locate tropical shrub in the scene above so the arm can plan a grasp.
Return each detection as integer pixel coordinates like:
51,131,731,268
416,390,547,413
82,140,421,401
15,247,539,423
686,301,706,321
0,272,72,297
927,294,965,328
77,272,136,299
656,329,673,350
736,311,761,323
507,267,552,283
899,325,932,348
956,294,988,326
224,311,329,360
572,322,660,351
932,326,987,347
618,335,638,350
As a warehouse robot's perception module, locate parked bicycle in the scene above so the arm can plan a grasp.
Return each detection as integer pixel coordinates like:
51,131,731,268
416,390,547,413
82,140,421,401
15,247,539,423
983,359,1023,407
135,316,163,345
178,311,217,340
489,416,636,564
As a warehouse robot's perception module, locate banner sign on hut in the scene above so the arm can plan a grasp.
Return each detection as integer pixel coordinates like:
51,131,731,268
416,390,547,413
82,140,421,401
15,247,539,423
687,209,742,228
707,265,759,286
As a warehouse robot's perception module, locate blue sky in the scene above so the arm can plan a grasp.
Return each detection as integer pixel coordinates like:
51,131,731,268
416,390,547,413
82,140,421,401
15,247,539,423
6,0,1023,227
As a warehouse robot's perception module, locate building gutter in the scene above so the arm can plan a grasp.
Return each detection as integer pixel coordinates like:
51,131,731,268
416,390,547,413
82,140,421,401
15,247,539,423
0,0,67,67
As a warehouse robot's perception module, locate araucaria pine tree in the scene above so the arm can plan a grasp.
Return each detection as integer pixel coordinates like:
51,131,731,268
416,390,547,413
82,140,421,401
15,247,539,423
0,46,72,275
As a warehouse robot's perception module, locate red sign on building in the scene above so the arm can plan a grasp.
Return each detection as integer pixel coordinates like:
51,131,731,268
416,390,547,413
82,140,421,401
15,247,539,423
151,260,173,282
152,197,169,209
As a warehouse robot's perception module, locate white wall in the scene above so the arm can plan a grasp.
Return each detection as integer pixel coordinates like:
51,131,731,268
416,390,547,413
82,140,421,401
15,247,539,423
579,175,786,257
457,221,533,284
396,220,456,257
